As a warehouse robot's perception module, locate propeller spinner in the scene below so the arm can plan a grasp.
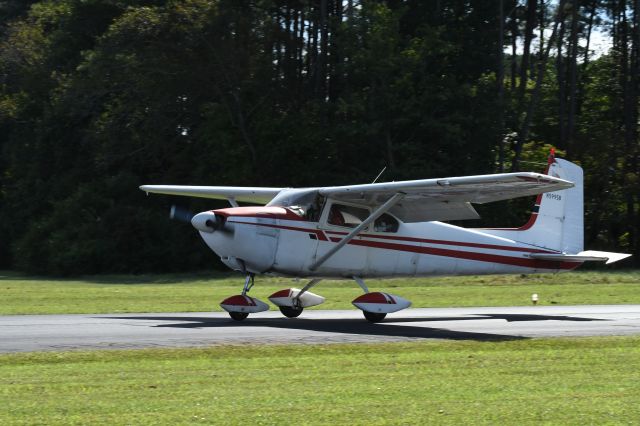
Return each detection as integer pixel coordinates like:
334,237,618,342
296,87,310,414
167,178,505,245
169,205,233,234
191,211,218,233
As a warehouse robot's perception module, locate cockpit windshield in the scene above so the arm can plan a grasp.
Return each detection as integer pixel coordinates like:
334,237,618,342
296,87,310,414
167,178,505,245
267,189,325,221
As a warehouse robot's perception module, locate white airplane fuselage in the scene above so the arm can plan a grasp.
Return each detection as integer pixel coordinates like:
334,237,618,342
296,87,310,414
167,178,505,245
143,157,630,321
198,206,577,279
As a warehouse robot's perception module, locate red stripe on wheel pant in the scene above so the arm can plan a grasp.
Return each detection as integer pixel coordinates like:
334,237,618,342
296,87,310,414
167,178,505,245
353,292,394,304
221,295,256,306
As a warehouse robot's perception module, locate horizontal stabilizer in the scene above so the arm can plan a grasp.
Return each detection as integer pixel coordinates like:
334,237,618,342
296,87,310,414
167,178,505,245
530,250,632,265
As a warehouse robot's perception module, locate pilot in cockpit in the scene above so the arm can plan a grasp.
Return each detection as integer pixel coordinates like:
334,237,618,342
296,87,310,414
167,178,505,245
305,194,324,222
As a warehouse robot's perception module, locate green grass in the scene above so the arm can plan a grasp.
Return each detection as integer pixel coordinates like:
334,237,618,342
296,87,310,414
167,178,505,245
1,337,639,425
1,271,639,315
2,273,639,424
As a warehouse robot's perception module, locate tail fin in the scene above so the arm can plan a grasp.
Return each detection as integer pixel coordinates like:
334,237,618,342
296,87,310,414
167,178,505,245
485,155,584,253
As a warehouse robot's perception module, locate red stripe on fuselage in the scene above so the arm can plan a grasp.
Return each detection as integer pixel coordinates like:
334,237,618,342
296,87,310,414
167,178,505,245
327,237,577,270
324,230,554,253
231,220,328,241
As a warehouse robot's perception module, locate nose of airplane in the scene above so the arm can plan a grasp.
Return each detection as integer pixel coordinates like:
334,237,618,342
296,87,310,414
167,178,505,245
191,211,217,233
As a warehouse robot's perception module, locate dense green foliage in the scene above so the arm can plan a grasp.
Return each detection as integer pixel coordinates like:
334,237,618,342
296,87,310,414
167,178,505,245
0,0,638,274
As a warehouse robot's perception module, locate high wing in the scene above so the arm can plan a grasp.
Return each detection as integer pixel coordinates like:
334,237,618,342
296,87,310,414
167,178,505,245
139,185,285,205
319,172,574,223
140,172,572,222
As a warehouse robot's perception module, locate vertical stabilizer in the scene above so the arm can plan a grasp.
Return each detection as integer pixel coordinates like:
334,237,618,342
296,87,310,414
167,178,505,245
482,156,584,253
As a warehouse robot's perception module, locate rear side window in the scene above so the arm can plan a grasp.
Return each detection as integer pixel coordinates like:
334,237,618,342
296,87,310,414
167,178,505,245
374,213,399,233
327,204,370,228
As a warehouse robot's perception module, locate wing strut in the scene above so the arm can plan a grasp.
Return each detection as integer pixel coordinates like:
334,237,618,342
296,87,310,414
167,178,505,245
309,192,406,271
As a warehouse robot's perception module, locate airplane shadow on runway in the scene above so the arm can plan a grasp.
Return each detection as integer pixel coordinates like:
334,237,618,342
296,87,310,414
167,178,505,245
108,313,607,343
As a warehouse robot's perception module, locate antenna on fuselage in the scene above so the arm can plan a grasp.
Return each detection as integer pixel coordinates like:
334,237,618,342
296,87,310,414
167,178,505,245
372,166,387,184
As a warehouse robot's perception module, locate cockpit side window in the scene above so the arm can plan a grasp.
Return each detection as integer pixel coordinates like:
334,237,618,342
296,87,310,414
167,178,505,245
327,203,370,228
374,213,399,233
304,194,325,221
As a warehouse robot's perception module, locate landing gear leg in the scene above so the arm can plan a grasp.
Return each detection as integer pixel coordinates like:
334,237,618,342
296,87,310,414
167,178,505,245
241,273,255,296
354,276,369,293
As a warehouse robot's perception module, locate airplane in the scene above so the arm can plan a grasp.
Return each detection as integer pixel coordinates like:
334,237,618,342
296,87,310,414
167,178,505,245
140,151,631,322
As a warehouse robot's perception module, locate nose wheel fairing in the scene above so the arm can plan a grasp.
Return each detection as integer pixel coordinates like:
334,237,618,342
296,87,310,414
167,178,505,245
219,274,270,319
219,295,270,316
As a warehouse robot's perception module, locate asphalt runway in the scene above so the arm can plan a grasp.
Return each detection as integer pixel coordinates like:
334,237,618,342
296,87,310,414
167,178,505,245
2,305,640,353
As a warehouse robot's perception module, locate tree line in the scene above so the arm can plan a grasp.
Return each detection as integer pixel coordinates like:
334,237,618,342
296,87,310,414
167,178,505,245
0,0,637,275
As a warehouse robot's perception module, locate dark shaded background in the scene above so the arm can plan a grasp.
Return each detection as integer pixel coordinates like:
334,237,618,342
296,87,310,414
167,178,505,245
0,0,637,275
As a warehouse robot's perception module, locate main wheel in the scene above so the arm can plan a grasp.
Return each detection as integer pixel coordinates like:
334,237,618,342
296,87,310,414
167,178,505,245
229,311,249,321
279,306,303,318
363,311,387,323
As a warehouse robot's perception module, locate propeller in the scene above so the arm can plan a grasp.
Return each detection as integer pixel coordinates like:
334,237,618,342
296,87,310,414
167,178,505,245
169,205,194,223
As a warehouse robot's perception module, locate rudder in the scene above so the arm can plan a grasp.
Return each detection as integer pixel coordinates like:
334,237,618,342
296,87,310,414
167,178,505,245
483,156,584,254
